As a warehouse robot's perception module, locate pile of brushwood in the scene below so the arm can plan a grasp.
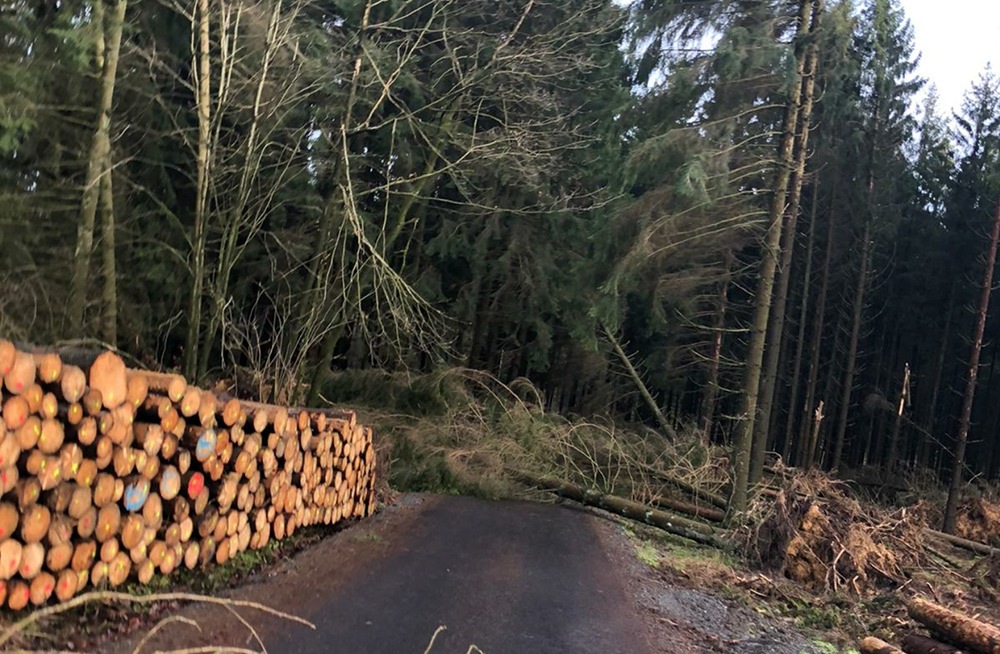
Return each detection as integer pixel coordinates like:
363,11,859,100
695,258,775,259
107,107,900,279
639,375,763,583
740,468,928,594
955,497,1000,547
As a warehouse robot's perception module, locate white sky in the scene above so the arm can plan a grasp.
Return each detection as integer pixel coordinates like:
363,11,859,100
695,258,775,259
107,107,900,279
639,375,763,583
902,0,999,116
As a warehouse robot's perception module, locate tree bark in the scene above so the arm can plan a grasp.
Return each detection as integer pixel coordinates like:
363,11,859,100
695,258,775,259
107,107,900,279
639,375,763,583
944,197,1000,534
925,528,1000,557
907,597,1000,654
730,0,814,515
69,0,128,335
885,363,910,470
642,494,726,523
900,633,967,654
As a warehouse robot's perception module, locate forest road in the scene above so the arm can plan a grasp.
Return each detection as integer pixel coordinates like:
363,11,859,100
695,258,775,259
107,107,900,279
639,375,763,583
109,494,654,654
266,494,652,653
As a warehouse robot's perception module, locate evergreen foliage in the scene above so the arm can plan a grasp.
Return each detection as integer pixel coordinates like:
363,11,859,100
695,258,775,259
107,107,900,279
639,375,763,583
3,0,1000,513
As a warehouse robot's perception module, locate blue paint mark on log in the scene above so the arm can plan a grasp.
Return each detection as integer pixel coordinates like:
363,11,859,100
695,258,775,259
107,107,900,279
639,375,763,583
124,478,151,512
196,428,217,462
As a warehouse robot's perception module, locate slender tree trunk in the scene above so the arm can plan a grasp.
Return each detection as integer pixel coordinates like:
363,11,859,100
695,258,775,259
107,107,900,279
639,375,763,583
799,186,836,468
813,310,846,469
605,327,675,439
783,183,819,462
730,0,814,515
944,197,1000,533
751,4,821,483
69,0,128,334
185,0,212,379
701,256,733,438
99,154,117,345
831,215,872,471
919,289,953,468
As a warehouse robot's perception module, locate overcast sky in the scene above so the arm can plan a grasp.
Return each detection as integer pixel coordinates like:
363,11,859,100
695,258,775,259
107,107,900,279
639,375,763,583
903,0,999,116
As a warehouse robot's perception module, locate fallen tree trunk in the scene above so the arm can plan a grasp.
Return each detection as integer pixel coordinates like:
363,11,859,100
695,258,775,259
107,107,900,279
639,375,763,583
512,470,733,549
925,529,1000,558
902,633,968,654
907,597,1000,654
603,327,676,440
861,636,905,654
640,493,726,523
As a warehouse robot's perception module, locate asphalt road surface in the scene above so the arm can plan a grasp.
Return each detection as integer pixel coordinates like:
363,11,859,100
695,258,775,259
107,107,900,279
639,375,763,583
267,495,651,653
108,493,822,654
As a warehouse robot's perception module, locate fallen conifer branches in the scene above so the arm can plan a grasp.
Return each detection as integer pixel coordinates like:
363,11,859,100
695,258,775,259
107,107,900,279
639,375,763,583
633,460,728,511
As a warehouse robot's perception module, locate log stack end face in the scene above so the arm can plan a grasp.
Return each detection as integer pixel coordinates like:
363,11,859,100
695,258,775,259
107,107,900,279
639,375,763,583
0,342,377,609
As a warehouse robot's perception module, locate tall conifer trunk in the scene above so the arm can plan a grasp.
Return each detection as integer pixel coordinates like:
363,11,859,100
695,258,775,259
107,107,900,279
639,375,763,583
919,294,952,468
730,0,814,515
831,212,872,470
783,183,819,462
99,151,118,345
751,0,822,482
799,188,836,468
944,197,1000,533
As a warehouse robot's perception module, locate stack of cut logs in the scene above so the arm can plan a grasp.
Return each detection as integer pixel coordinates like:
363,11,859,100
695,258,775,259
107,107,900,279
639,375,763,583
861,598,1000,654
0,341,376,610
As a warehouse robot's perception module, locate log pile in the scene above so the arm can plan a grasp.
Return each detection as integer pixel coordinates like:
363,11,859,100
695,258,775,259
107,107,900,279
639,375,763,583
860,597,1000,654
0,342,377,609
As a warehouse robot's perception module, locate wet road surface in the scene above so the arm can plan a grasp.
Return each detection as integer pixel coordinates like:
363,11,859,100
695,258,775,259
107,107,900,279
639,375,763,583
268,495,650,653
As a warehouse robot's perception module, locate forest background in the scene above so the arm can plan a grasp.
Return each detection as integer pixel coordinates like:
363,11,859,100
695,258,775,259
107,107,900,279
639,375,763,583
2,0,999,526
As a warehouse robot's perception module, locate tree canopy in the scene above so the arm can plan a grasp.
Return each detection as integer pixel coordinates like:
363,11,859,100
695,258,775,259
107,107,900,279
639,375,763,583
3,0,1000,524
